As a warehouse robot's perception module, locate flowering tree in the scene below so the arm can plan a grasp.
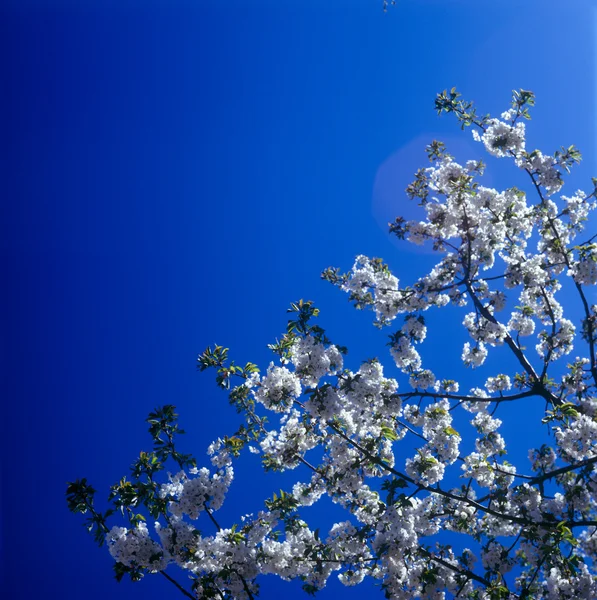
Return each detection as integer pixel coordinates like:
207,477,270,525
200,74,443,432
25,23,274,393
67,88,597,599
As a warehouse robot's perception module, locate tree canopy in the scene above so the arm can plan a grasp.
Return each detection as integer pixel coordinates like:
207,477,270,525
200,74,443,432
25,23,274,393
68,88,597,599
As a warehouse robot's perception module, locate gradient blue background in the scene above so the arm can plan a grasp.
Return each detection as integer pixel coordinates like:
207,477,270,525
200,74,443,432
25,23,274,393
2,0,596,598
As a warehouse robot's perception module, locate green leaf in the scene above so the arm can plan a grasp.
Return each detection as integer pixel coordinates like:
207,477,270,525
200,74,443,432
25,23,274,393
381,425,399,441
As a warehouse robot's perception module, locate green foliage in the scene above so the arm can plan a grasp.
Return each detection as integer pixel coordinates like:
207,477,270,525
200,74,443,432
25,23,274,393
147,405,196,469
113,561,144,583
381,477,409,505
268,332,298,362
380,424,399,441
265,489,300,517
67,405,197,585
320,266,348,286
541,402,579,425
198,344,261,390
388,215,409,240
66,478,96,514
197,344,229,370
66,478,114,546
426,139,452,162
434,87,490,130
287,299,331,345
510,88,535,120
405,167,430,204
554,144,582,173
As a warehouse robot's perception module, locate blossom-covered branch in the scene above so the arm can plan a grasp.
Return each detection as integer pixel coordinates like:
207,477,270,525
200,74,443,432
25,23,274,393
68,90,597,599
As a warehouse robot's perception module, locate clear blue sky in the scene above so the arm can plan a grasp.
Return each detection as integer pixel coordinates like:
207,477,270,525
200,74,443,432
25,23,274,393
2,0,596,598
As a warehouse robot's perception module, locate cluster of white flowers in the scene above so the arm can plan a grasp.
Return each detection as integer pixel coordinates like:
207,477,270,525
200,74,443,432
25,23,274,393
561,358,592,394
390,335,422,371
528,445,556,472
570,244,597,285
507,309,535,336
259,408,319,470
563,190,595,226
461,341,488,368
473,118,525,158
207,437,234,468
425,157,467,194
463,312,508,346
485,374,511,393
461,452,495,488
555,414,597,461
160,465,234,518
107,522,167,571
543,564,597,599
402,401,460,486
535,318,576,360
408,368,435,390
481,540,513,574
518,150,563,194
253,363,302,412
341,255,401,323
290,335,343,387
401,315,427,341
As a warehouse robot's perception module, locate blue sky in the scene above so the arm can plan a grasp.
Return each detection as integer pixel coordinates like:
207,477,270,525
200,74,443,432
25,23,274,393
2,0,596,598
